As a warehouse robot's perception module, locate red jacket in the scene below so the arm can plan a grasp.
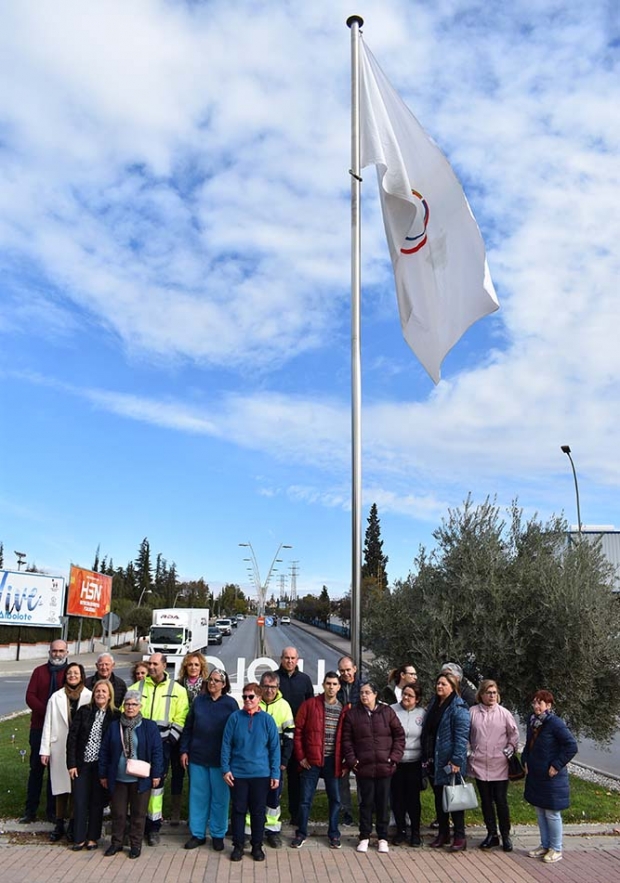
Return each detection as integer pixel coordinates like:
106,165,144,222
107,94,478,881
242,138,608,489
341,702,405,778
26,662,67,730
294,694,344,769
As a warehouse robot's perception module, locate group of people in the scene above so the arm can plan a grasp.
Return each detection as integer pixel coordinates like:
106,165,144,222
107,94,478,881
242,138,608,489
20,640,578,864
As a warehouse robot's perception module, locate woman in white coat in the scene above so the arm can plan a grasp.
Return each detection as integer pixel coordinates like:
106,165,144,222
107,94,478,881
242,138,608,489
40,662,91,842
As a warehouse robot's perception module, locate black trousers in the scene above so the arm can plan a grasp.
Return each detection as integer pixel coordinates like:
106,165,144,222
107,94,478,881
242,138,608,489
231,777,270,848
475,778,510,837
390,761,422,834
25,728,54,820
72,761,107,844
286,756,301,823
432,783,465,839
356,776,391,840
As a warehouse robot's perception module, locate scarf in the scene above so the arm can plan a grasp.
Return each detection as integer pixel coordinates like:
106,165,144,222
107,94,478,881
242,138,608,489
64,682,84,722
120,712,143,758
47,660,67,699
528,709,553,751
183,676,203,704
84,708,107,763
421,692,455,774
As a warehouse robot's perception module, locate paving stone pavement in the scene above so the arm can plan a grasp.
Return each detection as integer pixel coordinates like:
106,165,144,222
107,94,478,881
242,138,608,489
1,819,620,883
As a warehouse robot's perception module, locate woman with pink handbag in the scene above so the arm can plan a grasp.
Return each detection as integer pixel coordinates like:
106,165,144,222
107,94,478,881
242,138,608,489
99,690,164,859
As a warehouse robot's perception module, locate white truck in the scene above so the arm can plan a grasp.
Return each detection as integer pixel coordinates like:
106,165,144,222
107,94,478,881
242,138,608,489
147,608,210,663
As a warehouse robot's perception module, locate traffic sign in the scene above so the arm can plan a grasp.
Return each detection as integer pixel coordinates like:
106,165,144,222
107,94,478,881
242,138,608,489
102,611,121,632
265,616,274,628
257,616,265,626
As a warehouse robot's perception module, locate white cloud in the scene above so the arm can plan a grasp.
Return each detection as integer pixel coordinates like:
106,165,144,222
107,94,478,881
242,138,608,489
1,0,619,584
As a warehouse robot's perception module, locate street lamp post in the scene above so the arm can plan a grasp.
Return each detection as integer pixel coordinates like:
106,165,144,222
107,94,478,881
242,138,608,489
137,587,152,607
239,542,292,654
561,445,583,535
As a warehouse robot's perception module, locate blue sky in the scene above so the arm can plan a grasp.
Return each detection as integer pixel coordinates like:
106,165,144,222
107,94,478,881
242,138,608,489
1,0,619,600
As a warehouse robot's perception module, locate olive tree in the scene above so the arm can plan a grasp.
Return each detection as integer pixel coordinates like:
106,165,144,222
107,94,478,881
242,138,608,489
363,496,620,742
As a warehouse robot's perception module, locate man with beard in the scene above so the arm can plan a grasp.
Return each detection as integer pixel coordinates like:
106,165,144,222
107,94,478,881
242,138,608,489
20,639,69,823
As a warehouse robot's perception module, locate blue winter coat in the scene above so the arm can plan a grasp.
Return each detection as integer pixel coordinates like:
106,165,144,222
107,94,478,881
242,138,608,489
179,693,239,767
522,713,577,810
99,717,164,794
422,694,471,786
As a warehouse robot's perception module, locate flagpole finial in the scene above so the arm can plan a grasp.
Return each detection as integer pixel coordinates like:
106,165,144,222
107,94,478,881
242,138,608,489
346,15,364,29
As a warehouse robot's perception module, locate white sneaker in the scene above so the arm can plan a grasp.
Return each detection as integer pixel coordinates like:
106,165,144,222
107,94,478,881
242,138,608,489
356,839,369,853
377,839,389,854
543,848,563,863
528,845,548,858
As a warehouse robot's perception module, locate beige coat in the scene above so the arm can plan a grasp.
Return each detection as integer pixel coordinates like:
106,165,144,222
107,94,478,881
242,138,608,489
40,687,92,795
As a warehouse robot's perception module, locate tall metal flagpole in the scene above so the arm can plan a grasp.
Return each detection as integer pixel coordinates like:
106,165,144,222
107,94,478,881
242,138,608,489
347,14,363,672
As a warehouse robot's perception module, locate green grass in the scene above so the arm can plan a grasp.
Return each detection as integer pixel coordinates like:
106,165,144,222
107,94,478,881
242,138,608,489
2,714,619,825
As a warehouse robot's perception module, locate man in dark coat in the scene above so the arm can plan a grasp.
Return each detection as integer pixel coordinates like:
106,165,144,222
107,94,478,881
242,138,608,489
336,655,362,825
85,652,127,707
276,646,314,826
20,639,68,823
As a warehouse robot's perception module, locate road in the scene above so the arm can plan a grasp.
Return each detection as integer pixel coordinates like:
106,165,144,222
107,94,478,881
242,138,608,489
0,618,338,716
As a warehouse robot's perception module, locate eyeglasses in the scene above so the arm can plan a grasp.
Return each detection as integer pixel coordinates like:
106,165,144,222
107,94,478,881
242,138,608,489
208,678,224,684
242,694,256,701
262,685,277,690
124,702,140,707
485,690,498,695
404,670,417,676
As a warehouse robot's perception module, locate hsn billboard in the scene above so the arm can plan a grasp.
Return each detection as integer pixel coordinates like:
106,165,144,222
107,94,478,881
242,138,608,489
66,565,112,619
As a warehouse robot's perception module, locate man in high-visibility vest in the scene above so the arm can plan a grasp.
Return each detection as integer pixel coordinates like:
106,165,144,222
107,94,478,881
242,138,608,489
129,653,189,846
250,671,294,848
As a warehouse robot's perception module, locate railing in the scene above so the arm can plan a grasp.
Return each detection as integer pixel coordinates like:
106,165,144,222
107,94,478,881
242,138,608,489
295,617,351,639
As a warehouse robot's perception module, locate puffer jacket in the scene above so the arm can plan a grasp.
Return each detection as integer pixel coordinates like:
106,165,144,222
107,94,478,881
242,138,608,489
342,702,405,779
294,694,344,768
422,694,471,786
522,712,577,810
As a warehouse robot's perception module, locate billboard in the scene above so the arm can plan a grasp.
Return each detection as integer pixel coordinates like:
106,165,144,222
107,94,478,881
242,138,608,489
0,570,66,627
66,565,112,619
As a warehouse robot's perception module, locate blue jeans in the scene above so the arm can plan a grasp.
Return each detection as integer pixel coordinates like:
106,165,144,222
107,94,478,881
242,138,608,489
188,764,230,839
297,755,340,840
535,806,563,851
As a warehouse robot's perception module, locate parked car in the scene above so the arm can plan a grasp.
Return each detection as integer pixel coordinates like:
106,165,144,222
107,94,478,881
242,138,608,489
236,614,245,621
215,618,232,636
281,616,291,625
230,617,238,628
208,626,223,645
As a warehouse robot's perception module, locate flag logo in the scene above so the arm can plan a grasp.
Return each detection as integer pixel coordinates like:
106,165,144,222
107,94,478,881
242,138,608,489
400,189,429,254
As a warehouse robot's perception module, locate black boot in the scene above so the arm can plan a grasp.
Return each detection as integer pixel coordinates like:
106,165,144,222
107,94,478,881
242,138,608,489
49,819,65,842
479,833,499,849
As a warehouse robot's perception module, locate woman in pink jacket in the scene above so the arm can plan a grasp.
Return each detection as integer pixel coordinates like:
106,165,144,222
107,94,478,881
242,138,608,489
468,679,519,852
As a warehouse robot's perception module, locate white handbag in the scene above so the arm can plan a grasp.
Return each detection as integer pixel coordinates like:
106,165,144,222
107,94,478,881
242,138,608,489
442,773,478,812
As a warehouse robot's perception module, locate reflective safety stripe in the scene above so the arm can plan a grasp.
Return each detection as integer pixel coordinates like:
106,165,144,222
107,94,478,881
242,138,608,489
265,803,282,833
148,785,164,822
245,803,281,834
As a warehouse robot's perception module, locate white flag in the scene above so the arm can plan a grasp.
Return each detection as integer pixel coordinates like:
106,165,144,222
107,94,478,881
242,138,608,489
359,40,499,383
